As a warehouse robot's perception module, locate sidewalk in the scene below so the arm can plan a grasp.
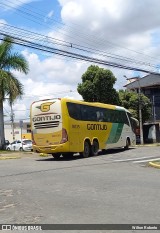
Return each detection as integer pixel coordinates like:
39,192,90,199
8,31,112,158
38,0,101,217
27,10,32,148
135,143,160,147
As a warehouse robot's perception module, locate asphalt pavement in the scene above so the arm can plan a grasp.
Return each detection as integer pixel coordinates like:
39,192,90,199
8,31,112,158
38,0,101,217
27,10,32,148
0,146,160,232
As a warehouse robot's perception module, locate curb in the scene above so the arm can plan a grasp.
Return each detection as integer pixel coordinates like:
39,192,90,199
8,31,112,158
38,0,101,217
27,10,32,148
149,161,160,169
136,144,160,147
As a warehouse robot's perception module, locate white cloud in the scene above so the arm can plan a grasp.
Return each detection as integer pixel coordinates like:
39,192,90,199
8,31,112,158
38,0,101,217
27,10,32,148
20,50,88,85
61,1,83,21
58,0,160,55
44,10,54,23
0,19,7,27
47,10,54,19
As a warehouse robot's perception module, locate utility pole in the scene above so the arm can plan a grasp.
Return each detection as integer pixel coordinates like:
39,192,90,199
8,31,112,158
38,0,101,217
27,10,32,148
10,103,15,141
138,86,144,145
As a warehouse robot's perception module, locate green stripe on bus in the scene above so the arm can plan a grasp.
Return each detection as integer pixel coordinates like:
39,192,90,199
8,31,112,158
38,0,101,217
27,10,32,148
106,123,124,144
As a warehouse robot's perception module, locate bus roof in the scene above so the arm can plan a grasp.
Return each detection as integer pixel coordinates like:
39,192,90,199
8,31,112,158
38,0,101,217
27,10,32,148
31,97,129,112
61,98,128,112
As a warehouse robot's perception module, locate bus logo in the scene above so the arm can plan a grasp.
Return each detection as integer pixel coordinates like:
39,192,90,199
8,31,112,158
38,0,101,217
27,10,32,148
36,102,54,112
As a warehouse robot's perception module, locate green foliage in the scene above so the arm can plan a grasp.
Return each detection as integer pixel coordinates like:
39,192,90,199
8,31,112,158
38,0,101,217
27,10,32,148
119,89,152,122
77,65,120,105
0,36,29,149
0,36,29,103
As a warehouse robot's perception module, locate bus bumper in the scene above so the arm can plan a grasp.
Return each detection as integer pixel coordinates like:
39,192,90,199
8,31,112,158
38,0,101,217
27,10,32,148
32,143,69,154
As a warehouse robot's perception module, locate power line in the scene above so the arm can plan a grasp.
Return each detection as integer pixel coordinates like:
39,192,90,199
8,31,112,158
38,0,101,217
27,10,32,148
0,22,159,71
1,0,160,66
1,1,160,68
0,32,159,75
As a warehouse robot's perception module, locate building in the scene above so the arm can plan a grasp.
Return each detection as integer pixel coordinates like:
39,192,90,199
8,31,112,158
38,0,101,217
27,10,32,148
4,121,31,142
124,74,160,143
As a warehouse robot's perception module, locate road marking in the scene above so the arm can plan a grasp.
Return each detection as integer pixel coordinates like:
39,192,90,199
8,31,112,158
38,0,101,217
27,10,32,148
133,158,160,163
112,156,160,163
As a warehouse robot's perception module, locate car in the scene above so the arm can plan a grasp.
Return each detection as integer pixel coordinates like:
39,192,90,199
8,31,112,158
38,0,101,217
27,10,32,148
6,139,33,151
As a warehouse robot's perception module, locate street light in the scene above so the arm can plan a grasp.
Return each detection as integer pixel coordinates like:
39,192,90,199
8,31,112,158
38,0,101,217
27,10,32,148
137,78,144,145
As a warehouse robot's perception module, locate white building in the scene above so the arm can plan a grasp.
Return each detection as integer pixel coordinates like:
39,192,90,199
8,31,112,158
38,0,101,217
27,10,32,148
4,121,31,142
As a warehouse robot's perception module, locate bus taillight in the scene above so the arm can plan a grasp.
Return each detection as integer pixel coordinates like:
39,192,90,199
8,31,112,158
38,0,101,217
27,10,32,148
60,128,68,144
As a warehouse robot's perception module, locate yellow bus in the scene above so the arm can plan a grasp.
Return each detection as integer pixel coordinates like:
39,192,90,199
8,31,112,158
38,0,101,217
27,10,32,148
30,98,137,159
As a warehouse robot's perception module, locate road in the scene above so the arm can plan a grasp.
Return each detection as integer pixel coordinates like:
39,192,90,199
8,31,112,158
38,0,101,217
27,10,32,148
0,146,160,232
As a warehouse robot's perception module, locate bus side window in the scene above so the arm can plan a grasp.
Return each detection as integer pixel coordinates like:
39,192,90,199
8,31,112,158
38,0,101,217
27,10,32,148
109,111,116,123
81,105,87,121
67,102,81,120
103,109,111,122
96,109,104,122
123,111,130,125
89,106,97,121
81,105,97,121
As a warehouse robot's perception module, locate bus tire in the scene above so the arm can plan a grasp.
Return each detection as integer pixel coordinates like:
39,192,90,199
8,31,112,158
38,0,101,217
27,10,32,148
80,141,91,158
124,138,130,150
91,140,99,156
52,153,61,159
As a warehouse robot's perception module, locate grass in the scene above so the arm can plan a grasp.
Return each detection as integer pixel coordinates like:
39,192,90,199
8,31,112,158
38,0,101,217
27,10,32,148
0,150,19,154
0,150,32,154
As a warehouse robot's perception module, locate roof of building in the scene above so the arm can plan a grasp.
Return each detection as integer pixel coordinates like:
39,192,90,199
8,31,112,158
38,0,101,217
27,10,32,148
124,74,160,89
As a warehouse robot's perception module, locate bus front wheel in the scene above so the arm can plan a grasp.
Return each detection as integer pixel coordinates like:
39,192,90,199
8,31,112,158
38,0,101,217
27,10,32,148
91,140,99,156
124,138,130,150
80,141,91,158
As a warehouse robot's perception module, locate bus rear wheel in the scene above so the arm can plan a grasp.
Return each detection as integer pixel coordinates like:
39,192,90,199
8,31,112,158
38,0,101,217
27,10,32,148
80,141,91,158
52,153,61,159
91,140,99,156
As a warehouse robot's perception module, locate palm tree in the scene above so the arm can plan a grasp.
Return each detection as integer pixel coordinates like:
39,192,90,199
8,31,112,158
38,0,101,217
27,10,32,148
0,36,29,149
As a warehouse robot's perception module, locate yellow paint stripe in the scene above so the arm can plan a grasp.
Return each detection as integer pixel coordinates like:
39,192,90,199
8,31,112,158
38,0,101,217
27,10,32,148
149,162,160,169
39,153,49,157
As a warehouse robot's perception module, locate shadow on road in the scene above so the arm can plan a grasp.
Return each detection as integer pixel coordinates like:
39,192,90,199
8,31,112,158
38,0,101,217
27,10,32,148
36,147,135,162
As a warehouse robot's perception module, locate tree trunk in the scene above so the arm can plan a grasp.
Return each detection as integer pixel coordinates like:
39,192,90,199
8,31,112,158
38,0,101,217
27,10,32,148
0,100,5,149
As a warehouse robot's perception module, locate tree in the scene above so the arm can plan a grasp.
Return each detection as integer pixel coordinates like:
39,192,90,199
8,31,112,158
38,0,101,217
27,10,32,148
119,89,152,122
77,65,120,105
0,36,29,149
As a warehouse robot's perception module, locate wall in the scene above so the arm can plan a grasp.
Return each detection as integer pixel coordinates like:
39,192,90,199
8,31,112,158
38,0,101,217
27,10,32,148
4,122,30,142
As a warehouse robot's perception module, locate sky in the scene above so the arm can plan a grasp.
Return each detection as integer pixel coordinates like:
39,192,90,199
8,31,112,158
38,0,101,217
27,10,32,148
1,0,160,123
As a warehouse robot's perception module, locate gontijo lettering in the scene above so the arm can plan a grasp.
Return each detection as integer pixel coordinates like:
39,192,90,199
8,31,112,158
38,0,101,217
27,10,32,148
87,124,107,130
33,115,61,122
